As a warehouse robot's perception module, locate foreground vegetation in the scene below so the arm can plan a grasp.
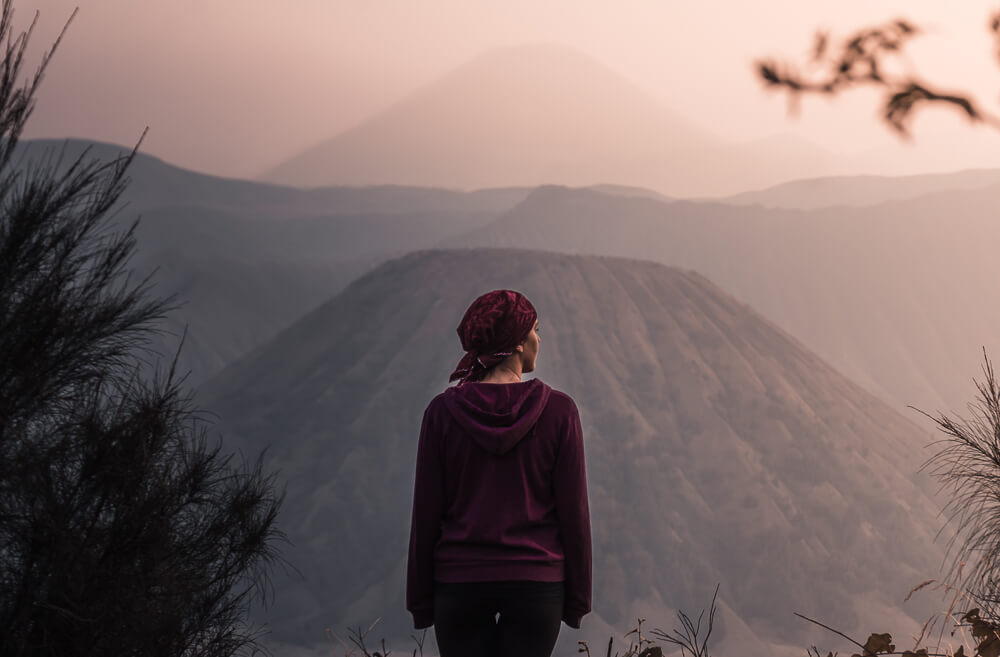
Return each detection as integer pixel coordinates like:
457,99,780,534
0,3,284,656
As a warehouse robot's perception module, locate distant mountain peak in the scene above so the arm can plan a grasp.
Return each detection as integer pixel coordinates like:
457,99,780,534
261,45,840,196
450,41,624,73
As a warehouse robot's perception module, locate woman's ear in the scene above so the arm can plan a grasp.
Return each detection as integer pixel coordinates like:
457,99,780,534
516,343,525,353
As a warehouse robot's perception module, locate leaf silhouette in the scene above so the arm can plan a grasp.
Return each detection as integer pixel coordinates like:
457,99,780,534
979,634,1000,657
863,632,894,654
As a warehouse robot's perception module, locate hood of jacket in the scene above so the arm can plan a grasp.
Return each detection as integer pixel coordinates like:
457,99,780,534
442,378,552,455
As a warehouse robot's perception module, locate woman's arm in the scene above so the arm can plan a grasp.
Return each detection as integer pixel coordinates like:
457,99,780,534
406,403,446,629
554,400,592,628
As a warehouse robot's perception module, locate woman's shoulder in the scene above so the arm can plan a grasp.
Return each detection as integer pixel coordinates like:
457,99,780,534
537,382,579,416
424,388,453,413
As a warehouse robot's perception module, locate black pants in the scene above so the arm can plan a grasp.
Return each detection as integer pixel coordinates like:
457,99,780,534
433,580,564,657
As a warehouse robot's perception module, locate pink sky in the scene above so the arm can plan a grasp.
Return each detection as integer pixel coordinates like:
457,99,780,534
17,0,1000,181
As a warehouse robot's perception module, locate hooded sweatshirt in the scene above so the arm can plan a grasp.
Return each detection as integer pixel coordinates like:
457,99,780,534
406,378,592,630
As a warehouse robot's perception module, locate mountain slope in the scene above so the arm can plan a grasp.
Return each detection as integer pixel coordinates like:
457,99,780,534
13,139,528,383
445,184,1000,414
719,168,1000,209
16,139,530,217
199,248,945,657
263,44,840,197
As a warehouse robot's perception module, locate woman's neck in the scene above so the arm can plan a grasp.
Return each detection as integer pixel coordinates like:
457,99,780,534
480,362,523,384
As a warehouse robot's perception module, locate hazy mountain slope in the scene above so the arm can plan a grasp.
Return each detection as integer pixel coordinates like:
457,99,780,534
719,168,1000,209
136,252,367,381
263,44,840,197
198,249,945,657
585,183,673,203
129,203,504,383
17,139,531,217
133,204,501,265
14,139,526,383
445,185,1000,413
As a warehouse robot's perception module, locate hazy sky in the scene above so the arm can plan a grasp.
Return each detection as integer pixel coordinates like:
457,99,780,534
17,0,1000,180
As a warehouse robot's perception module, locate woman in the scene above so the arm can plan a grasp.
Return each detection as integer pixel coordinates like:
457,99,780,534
406,289,592,657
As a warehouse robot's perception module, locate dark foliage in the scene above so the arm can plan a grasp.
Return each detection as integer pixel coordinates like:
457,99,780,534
649,585,718,657
0,2,284,656
789,352,1000,657
919,353,1000,626
756,11,1000,135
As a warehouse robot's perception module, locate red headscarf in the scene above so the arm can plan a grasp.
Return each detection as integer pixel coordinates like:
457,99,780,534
449,290,537,384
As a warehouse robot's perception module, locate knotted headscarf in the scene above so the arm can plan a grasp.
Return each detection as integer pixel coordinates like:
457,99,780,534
449,290,537,384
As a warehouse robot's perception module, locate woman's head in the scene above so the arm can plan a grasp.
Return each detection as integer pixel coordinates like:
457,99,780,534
449,290,539,384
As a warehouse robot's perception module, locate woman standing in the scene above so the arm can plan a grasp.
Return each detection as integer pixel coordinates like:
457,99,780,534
406,289,592,657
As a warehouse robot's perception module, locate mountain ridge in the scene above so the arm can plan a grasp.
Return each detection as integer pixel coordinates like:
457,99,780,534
12,139,532,384
718,167,1000,209
444,184,1000,414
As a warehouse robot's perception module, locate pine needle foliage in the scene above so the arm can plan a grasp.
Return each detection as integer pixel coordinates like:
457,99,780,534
919,352,1000,624
0,2,285,655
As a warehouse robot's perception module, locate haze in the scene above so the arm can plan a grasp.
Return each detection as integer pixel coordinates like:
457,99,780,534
19,0,1000,188
11,3,1000,653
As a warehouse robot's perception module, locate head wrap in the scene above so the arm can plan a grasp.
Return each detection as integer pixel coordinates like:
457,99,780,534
449,290,537,384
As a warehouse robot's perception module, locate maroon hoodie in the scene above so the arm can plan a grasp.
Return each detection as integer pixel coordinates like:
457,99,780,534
406,378,592,630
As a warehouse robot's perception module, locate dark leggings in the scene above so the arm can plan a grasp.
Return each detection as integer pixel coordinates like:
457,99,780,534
433,580,564,657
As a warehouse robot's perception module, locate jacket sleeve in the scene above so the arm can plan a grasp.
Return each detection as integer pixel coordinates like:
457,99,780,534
553,399,592,629
406,402,446,629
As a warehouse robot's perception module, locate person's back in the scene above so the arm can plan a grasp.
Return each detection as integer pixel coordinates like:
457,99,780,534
406,289,592,657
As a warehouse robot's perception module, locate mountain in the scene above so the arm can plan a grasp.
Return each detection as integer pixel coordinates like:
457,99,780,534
16,139,530,218
719,168,1000,209
444,184,1000,414
198,248,946,657
262,44,841,197
13,139,530,383
584,183,673,203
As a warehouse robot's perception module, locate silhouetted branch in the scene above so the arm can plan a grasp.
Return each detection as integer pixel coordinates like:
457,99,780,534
757,14,1000,136
794,612,953,656
794,612,868,653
